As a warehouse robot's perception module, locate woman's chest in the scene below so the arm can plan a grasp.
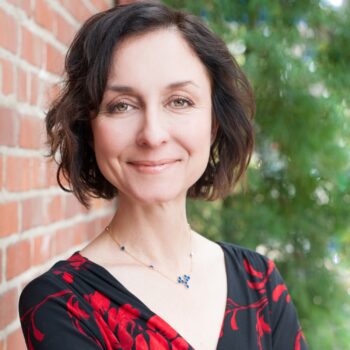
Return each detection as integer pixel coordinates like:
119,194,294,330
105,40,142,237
106,250,228,349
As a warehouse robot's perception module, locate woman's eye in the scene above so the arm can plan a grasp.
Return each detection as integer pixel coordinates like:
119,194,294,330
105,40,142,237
170,97,193,109
107,101,133,113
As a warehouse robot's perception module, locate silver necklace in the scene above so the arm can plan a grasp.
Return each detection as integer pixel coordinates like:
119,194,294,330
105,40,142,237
105,225,193,289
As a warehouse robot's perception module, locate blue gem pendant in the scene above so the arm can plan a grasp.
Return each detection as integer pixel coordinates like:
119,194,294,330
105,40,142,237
177,274,191,288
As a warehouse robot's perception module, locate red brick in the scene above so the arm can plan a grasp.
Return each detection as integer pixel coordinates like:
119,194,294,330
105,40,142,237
0,9,17,53
7,328,27,350
0,155,2,188
54,226,76,255
0,287,18,328
82,220,94,241
0,250,2,283
6,240,31,280
32,234,51,266
21,196,47,231
48,195,64,223
0,58,14,95
32,158,48,189
59,0,94,23
0,155,2,189
46,44,64,75
8,0,33,18
0,335,4,350
90,0,111,11
41,81,60,109
21,0,33,18
5,156,32,192
0,107,19,146
17,67,29,102
20,26,44,67
19,116,44,149
0,202,19,237
64,195,87,219
30,72,39,105
73,221,87,245
46,160,58,187
34,0,56,32
56,14,76,46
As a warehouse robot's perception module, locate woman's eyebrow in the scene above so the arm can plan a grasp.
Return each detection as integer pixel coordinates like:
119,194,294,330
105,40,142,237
165,80,200,90
105,85,135,93
106,80,200,93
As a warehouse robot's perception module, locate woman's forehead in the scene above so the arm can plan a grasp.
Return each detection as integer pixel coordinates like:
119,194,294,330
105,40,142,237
107,28,211,90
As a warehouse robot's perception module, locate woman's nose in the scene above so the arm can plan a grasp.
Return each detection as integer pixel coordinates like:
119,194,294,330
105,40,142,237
136,107,169,148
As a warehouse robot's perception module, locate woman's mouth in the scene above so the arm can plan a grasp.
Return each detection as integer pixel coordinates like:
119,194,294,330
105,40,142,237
127,159,180,174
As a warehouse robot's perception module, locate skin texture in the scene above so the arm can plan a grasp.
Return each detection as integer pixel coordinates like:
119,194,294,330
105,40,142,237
89,28,214,274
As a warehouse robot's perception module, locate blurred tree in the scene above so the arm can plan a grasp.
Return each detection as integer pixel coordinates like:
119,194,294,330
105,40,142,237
164,0,350,348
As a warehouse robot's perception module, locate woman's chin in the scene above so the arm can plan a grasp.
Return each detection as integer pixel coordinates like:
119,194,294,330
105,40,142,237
121,188,187,206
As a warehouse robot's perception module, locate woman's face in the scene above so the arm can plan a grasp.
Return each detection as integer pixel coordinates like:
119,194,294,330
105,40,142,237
91,29,213,205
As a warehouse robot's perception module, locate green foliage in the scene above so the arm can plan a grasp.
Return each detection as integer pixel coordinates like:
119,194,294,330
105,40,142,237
165,0,350,348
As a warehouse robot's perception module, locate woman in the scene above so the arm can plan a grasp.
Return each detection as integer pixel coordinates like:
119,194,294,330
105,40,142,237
18,2,307,349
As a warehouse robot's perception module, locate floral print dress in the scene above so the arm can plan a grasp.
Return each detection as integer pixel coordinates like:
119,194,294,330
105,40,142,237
19,241,307,349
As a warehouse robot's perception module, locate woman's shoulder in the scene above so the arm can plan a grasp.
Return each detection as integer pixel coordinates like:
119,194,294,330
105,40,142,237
19,251,87,313
215,240,284,296
216,240,274,271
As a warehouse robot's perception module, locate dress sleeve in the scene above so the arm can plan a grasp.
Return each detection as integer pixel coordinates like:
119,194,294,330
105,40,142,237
18,276,105,350
266,260,308,350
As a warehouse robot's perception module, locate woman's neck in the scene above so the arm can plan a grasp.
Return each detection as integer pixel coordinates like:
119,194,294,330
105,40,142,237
107,195,194,274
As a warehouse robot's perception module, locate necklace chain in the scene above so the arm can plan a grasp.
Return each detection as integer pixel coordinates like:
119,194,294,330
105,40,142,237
104,225,193,289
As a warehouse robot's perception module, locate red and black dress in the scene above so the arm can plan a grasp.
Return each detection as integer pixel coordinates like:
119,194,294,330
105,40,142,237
19,241,307,349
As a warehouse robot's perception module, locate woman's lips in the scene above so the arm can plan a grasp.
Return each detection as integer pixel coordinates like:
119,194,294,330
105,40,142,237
127,159,179,174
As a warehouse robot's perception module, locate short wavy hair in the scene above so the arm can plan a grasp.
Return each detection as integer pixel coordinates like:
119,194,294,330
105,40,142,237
46,1,255,208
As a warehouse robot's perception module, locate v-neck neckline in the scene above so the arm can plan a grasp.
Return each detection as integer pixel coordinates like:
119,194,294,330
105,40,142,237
74,240,230,350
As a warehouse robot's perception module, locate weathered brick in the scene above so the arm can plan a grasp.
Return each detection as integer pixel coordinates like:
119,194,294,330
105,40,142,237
46,44,64,75
19,116,44,149
21,196,47,231
54,226,76,255
34,0,56,32
5,156,32,192
32,234,51,266
59,0,94,22
20,26,44,67
0,202,19,237
42,81,60,109
46,160,59,187
7,328,27,350
32,158,48,189
6,240,31,280
90,0,111,11
8,0,33,18
0,58,14,95
0,9,17,53
56,14,77,46
30,72,39,105
0,250,2,283
17,67,29,102
47,195,64,223
64,195,87,219
0,107,19,146
0,287,18,328
0,155,3,189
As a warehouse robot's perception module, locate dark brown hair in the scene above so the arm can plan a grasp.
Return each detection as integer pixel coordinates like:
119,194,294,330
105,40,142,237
46,1,255,208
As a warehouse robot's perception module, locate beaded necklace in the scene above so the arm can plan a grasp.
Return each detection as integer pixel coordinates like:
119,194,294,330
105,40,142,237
105,225,193,289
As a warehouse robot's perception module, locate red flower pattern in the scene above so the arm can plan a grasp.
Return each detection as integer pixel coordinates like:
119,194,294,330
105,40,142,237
20,249,306,349
219,257,303,350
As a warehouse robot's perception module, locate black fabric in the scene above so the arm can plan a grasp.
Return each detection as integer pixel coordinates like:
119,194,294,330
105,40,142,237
19,241,307,349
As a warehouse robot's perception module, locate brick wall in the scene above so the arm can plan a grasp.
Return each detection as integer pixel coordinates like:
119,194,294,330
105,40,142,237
0,1,115,348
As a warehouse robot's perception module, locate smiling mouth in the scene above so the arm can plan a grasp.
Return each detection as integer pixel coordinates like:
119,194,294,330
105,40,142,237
127,159,180,173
